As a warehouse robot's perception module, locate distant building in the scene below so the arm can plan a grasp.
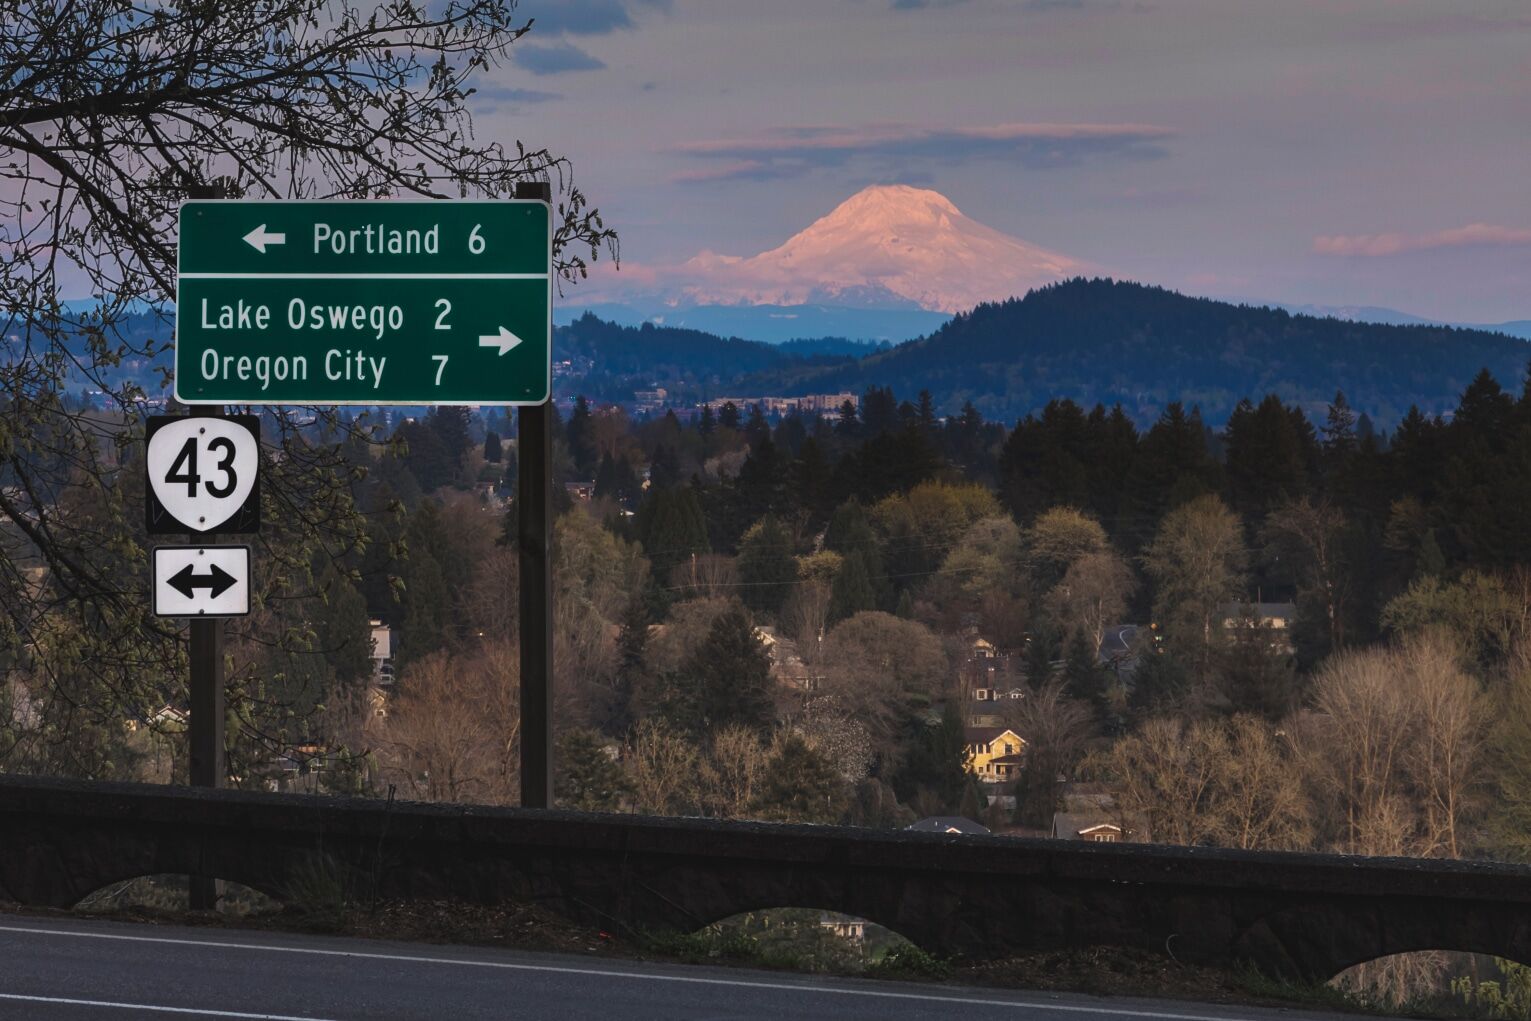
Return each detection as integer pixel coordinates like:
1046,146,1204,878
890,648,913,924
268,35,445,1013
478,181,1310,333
964,727,1027,783
633,387,669,412
700,393,858,417
819,915,868,944
370,619,394,687
754,625,817,690
1051,815,1127,843
1051,790,1148,843
1220,602,1297,631
1219,601,1298,654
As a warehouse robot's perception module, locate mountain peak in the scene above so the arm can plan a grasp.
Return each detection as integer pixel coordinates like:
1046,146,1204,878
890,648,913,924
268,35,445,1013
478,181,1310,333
819,183,963,223
582,184,1091,316
674,184,1089,313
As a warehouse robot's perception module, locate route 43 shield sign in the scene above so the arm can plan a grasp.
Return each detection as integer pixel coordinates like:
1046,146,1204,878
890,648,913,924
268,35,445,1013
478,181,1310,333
145,415,260,534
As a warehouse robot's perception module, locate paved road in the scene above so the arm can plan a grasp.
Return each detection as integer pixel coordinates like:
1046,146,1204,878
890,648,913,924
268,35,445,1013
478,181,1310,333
0,913,1377,1021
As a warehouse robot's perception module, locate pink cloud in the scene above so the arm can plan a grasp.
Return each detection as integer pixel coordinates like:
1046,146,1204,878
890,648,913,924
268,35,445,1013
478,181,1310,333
667,121,1175,181
669,161,774,183
1313,223,1531,257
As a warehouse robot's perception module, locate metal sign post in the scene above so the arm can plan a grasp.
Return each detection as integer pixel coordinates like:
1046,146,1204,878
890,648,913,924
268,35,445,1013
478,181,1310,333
515,181,553,809
186,404,227,911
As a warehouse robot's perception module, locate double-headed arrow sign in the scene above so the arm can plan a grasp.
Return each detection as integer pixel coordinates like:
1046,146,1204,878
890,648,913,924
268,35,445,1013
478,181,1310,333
167,562,238,600
153,546,250,617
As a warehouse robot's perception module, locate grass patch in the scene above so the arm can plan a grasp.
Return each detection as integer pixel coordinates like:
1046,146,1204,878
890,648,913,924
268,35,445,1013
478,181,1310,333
1233,964,1378,1014
281,853,364,932
867,944,953,981
639,926,761,964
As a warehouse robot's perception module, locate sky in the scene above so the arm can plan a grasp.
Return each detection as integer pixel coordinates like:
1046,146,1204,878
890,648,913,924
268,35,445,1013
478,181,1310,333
474,0,1531,324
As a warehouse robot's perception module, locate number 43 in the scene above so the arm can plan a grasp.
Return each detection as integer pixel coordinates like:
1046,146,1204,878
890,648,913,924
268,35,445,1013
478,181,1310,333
166,436,237,497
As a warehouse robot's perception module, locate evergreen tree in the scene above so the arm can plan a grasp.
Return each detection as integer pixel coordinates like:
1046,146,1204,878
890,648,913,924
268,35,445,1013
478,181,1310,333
917,390,937,434
1322,390,1357,456
828,550,878,623
398,554,451,669
428,406,473,467
1023,630,1057,688
861,385,899,437
1224,395,1312,523
718,401,742,432
893,702,969,814
734,435,792,527
555,730,631,811
698,403,716,436
1084,404,1139,527
736,514,797,614
744,402,770,447
313,561,374,688
834,426,940,504
483,430,503,464
998,399,1091,521
1216,623,1302,720
394,418,454,494
1118,403,1221,551
1127,648,1188,718
648,443,682,492
608,596,650,734
593,451,620,502
772,412,808,456
794,437,834,527
566,395,598,475
1062,629,1109,722
751,734,845,824
657,608,775,739
395,499,459,667
958,776,987,824
634,486,710,581
835,399,860,439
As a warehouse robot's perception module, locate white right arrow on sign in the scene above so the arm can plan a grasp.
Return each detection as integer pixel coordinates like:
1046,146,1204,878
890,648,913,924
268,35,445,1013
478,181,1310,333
478,326,523,356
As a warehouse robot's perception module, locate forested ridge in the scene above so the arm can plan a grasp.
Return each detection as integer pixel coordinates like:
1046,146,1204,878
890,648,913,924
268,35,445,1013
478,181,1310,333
750,279,1531,425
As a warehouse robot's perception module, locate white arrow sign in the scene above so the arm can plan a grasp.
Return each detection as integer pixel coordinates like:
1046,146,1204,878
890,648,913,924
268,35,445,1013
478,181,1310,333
474,327,523,359
242,224,287,253
478,326,524,356
153,545,251,618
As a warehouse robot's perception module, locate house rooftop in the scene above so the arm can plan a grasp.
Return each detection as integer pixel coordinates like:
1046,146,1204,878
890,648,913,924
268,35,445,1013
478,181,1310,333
1219,601,1297,619
964,726,1019,746
907,817,991,835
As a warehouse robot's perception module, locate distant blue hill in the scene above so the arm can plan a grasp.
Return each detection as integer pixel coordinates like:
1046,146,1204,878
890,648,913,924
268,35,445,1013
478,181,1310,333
553,302,949,345
1269,302,1531,342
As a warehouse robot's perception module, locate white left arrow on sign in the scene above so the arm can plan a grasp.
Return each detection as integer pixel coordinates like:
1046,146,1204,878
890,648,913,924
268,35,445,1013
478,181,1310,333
242,224,287,253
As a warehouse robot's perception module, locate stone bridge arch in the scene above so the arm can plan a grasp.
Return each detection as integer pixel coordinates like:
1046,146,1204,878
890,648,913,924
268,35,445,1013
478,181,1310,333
5,775,1531,983
1234,898,1531,981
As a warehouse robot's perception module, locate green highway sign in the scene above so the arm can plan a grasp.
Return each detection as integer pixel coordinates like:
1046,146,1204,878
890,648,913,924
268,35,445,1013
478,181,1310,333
175,200,550,405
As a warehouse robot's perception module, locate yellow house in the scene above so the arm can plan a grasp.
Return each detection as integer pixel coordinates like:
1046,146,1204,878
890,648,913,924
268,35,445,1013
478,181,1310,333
964,727,1026,782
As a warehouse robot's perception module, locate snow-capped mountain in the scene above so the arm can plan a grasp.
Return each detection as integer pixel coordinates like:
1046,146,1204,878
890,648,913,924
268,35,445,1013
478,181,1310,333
578,184,1091,333
672,184,1088,314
